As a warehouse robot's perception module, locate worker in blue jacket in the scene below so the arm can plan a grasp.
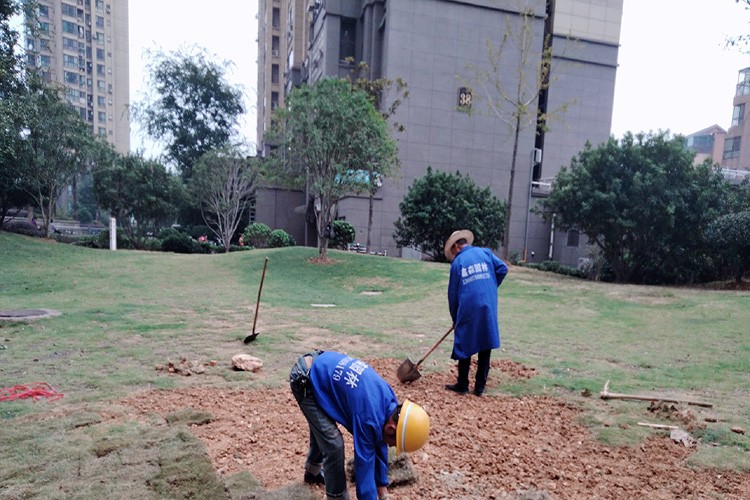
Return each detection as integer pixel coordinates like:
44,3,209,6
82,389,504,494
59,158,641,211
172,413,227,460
290,350,430,500
444,229,508,396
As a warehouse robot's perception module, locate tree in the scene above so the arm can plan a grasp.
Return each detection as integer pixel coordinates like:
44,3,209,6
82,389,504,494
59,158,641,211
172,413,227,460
0,0,34,226
21,81,100,237
706,211,750,283
93,152,184,249
541,132,730,284
136,48,245,181
267,78,398,260
189,147,258,253
348,61,408,250
461,7,568,260
394,167,506,262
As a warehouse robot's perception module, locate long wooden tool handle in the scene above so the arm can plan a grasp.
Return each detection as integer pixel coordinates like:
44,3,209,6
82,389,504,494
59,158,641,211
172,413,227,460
251,257,268,334
414,326,454,369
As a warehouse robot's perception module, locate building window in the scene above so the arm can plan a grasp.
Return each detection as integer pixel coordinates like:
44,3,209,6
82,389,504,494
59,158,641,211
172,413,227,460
95,0,104,12
64,71,79,84
98,127,107,136
272,7,280,29
63,54,78,68
98,95,106,106
96,16,105,29
686,134,713,154
271,64,279,84
62,20,78,35
63,37,78,51
61,3,77,17
96,32,104,45
97,79,106,92
737,68,750,96
732,103,745,127
39,39,50,52
339,18,356,61
38,5,49,18
96,64,105,76
98,111,106,122
566,230,580,247
38,21,50,34
96,48,105,60
271,91,279,110
272,35,280,57
723,136,741,160
39,55,51,68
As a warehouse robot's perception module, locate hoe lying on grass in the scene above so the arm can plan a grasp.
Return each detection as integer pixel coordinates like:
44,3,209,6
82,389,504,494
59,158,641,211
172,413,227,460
600,380,713,408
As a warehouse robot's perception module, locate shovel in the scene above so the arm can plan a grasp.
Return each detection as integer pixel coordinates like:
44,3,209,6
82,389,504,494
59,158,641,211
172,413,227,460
396,326,454,383
244,257,268,344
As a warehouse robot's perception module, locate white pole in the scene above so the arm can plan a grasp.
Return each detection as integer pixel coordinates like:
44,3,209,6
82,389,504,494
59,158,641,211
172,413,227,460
109,217,117,251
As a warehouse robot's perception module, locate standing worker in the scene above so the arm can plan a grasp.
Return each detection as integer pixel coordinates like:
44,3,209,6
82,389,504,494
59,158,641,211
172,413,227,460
290,350,430,500
443,229,508,396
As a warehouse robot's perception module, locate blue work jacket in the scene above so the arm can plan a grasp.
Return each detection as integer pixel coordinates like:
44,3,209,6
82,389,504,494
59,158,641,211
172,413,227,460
448,245,508,359
310,351,398,500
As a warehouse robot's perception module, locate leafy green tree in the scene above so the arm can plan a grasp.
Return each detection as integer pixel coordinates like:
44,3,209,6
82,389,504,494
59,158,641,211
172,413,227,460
541,132,729,284
706,211,750,283
136,48,245,181
348,61,407,249
267,78,398,259
394,167,506,262
189,147,258,253
0,0,34,226
21,81,101,236
93,152,184,249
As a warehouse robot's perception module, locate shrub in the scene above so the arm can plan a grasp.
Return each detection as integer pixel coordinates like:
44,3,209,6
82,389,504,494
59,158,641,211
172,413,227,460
4,220,43,238
158,227,184,240
330,220,355,250
97,228,133,249
526,260,586,279
162,233,197,254
243,223,272,248
189,225,212,240
268,229,296,248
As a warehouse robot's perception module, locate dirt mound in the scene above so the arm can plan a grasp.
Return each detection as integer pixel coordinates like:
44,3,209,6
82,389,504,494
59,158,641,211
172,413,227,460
119,359,750,499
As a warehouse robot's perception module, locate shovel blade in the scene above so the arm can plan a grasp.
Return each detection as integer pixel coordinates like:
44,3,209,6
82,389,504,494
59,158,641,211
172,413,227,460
243,332,259,344
397,357,421,383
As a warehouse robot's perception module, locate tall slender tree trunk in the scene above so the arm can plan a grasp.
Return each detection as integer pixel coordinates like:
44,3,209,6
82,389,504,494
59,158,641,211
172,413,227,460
502,113,522,260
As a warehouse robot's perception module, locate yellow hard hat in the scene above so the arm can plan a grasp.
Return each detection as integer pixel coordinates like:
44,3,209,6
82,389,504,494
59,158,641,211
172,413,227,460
396,399,430,454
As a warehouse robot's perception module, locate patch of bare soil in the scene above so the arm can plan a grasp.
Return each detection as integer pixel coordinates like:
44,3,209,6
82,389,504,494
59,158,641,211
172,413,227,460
118,359,750,499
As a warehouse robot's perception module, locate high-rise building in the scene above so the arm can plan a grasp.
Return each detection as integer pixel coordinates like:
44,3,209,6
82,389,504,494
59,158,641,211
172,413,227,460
256,0,623,265
25,0,129,154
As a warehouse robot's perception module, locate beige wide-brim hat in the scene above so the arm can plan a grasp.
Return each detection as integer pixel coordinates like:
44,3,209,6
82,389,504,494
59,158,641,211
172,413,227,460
443,229,474,261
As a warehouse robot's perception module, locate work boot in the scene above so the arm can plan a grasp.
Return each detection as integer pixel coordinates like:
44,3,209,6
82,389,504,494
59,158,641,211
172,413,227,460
473,386,485,397
304,471,325,485
445,383,469,394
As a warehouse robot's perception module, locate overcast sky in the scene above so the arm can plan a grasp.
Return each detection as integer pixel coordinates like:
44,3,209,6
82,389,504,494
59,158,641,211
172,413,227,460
127,0,750,155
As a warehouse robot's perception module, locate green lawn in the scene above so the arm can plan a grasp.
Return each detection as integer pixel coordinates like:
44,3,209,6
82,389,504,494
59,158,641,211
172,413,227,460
1,230,748,497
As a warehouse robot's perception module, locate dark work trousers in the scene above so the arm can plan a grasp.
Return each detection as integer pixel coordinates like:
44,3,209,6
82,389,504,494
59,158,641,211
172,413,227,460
289,352,351,500
456,349,492,392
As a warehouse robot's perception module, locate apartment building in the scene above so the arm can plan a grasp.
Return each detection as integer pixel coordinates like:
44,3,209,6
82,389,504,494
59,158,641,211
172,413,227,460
722,67,750,173
256,0,623,265
25,0,129,154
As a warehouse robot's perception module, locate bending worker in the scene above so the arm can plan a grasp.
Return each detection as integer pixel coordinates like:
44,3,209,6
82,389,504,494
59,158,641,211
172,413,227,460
444,229,508,396
290,350,430,500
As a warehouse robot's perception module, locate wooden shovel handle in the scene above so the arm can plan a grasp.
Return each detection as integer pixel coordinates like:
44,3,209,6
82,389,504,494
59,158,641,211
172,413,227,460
414,326,454,369
251,257,268,334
